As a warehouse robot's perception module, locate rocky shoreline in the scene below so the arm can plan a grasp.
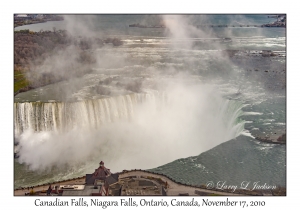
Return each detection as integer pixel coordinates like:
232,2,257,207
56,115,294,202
254,134,286,145
14,15,64,28
14,30,124,95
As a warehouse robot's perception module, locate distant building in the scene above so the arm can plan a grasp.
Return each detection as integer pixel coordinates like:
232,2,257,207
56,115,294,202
14,14,32,21
27,14,38,19
36,14,44,19
16,14,28,18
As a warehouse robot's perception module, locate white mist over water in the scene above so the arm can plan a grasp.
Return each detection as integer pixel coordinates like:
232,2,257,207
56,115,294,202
13,15,287,190
15,81,245,172
14,15,249,175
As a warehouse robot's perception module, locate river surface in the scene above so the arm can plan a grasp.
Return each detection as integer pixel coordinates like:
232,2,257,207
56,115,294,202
14,15,286,189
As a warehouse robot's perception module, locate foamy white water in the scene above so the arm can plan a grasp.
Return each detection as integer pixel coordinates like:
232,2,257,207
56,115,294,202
15,85,245,172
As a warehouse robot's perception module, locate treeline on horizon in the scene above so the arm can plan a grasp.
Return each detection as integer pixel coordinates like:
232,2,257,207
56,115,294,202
14,29,123,94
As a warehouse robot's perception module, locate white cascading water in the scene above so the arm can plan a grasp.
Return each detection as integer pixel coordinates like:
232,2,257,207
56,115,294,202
14,93,166,135
14,85,245,172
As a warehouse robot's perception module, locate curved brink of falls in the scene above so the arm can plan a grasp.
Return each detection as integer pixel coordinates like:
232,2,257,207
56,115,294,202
14,88,245,173
14,93,161,135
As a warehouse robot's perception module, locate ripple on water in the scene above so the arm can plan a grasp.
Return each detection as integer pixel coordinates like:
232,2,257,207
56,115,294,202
149,135,286,187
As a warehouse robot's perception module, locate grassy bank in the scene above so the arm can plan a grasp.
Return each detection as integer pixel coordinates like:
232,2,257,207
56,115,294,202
14,65,29,94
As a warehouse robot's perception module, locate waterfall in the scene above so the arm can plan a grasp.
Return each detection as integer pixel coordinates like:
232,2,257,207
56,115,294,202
14,87,246,172
14,92,166,136
14,90,245,139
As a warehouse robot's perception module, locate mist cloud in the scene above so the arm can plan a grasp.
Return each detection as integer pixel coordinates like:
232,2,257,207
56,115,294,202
16,15,248,174
16,77,244,172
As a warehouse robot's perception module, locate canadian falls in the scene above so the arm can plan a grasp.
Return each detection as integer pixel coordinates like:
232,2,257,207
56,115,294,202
13,14,286,189
14,87,245,172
